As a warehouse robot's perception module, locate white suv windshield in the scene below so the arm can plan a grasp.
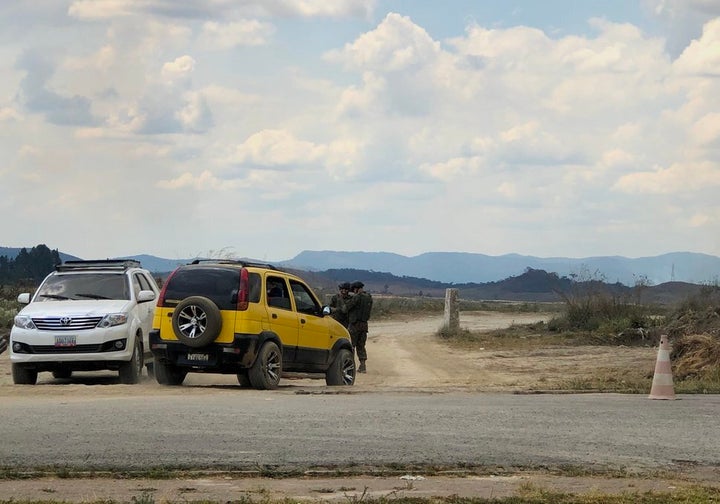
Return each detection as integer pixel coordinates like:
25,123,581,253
35,273,130,301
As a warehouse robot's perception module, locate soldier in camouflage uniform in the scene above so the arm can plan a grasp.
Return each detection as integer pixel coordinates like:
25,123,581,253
328,282,351,328
345,281,373,373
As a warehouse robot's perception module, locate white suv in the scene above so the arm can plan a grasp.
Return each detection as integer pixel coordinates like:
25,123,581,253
10,260,159,385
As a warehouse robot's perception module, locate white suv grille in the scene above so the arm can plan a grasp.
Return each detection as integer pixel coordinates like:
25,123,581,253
32,316,103,331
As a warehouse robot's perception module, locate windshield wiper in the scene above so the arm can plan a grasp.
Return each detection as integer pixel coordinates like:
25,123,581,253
38,294,70,300
74,293,111,300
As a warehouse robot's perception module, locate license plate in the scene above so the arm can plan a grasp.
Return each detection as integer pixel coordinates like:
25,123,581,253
186,353,210,362
55,335,77,347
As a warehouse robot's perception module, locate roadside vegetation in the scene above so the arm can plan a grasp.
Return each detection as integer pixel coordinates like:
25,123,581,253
436,281,720,394
0,285,24,340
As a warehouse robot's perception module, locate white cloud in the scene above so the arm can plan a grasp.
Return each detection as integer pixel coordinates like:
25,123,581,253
232,129,326,167
614,161,720,194
673,17,720,75
0,107,22,121
198,20,275,49
161,55,196,81
68,0,139,19
419,156,484,182
690,112,720,146
68,0,375,20
157,170,228,191
325,12,440,71
176,91,213,132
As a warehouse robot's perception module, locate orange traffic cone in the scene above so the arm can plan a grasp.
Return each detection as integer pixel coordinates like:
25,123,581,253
649,335,675,400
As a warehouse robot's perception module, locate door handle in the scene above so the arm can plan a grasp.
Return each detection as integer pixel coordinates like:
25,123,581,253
272,313,278,319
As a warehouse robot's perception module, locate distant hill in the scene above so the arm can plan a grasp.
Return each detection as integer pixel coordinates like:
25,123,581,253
118,254,193,273
280,250,720,286
318,267,704,306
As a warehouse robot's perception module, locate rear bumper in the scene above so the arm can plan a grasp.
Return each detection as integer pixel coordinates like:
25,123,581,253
149,329,260,372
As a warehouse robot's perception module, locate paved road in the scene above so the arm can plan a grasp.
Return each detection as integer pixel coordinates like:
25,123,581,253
1,390,718,471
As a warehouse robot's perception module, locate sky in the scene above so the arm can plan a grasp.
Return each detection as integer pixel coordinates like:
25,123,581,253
1,0,720,262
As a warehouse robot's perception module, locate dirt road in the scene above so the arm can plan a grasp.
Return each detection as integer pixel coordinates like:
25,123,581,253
352,311,656,392
0,311,656,392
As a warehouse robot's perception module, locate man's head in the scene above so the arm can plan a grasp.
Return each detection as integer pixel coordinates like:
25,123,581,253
338,282,351,293
351,281,364,292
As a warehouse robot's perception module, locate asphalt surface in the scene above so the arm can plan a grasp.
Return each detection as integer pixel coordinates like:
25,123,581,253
1,390,718,472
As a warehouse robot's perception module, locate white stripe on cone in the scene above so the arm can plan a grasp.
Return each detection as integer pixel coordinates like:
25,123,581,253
649,334,675,400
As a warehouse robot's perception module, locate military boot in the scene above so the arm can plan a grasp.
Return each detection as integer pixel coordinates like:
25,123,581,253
358,361,366,373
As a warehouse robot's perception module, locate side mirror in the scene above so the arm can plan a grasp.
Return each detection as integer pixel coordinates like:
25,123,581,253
322,306,331,316
17,293,31,304
137,290,156,303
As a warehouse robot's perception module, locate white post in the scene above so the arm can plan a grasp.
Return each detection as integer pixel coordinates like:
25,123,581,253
443,288,459,334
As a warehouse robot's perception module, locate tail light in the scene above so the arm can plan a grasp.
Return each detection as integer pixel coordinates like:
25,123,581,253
237,267,249,311
156,269,178,308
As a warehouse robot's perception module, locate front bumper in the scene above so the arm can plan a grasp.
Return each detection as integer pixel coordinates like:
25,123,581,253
10,325,134,364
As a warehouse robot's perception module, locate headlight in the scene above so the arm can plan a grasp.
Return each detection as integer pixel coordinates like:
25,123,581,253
98,313,128,328
14,315,36,330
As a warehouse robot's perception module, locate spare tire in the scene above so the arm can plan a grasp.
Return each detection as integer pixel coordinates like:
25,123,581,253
171,296,222,348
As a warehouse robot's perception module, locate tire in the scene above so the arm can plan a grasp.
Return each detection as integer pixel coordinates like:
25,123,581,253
52,367,72,380
325,348,356,386
155,359,187,386
237,370,251,387
12,364,38,385
118,338,143,384
172,296,222,348
248,341,282,390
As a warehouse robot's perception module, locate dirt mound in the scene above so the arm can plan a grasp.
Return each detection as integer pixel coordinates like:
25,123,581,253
671,333,720,380
661,298,720,380
665,306,720,338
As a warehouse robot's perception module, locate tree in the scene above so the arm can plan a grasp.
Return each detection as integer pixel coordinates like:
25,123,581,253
0,244,62,284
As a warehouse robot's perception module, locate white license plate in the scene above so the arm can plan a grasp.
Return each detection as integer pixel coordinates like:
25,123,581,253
55,335,77,347
186,353,210,362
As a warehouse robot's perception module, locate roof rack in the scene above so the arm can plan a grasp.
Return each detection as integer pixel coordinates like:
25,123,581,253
189,259,280,271
55,259,142,272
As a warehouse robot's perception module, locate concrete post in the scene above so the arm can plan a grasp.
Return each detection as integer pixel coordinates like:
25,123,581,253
443,288,459,334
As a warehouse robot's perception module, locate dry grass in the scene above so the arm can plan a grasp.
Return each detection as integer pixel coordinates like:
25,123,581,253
440,320,720,393
672,334,720,379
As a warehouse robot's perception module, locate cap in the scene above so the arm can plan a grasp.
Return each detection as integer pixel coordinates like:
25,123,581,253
338,282,351,290
351,281,364,289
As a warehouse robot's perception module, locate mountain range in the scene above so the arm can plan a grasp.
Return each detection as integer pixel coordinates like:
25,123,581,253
278,250,719,286
1,247,718,287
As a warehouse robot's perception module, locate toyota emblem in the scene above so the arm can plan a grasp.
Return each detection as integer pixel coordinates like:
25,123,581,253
60,317,72,326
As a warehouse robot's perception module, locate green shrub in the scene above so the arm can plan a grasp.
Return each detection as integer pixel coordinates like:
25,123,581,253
0,285,29,330
548,285,661,344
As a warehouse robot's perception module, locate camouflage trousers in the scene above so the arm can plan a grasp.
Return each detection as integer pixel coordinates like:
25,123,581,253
348,321,368,362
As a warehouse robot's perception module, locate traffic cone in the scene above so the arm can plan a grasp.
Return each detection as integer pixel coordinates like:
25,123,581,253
648,335,675,400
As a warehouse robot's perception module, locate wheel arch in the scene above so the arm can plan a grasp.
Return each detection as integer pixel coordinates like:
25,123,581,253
249,330,283,365
329,338,353,367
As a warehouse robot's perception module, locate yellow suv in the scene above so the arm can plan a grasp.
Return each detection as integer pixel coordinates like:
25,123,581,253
149,260,355,389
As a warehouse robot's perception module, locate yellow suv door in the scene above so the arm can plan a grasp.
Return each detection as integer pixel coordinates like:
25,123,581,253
288,278,333,365
264,274,299,360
